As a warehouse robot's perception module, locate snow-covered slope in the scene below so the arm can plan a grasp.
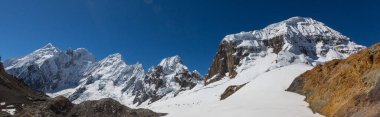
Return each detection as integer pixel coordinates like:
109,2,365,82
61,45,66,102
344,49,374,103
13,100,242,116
145,64,323,117
5,43,96,92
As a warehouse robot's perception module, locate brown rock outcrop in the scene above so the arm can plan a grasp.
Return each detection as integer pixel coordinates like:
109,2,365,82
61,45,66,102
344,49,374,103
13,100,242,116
220,83,247,100
70,98,166,117
204,41,237,85
287,43,380,117
17,96,166,117
204,36,285,85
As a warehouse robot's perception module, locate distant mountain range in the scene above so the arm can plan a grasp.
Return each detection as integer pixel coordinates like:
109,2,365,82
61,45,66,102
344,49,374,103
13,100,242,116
0,62,164,117
4,43,202,106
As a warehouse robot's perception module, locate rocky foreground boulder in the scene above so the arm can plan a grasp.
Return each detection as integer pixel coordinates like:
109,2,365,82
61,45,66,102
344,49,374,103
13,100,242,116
16,96,166,117
220,83,246,100
287,43,380,117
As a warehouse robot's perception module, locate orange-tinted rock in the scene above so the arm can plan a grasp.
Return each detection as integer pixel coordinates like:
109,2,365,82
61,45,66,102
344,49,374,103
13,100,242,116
287,43,380,117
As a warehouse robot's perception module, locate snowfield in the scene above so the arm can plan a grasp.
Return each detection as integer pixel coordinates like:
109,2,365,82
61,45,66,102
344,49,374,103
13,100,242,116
143,64,323,117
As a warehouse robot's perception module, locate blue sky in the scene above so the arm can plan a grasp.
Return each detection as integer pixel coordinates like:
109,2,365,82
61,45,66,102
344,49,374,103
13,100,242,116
0,0,379,74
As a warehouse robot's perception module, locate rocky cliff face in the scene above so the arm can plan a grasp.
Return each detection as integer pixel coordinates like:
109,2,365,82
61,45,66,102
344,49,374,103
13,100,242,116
133,56,202,105
287,43,380,117
205,17,364,85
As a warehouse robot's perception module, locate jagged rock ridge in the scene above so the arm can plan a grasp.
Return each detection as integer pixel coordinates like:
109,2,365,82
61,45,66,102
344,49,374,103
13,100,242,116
4,44,202,105
133,56,202,105
66,53,145,103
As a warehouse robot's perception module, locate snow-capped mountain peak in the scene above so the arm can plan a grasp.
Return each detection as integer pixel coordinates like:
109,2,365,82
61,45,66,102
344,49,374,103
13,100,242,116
6,43,60,69
104,53,123,60
205,17,365,85
223,16,346,43
70,48,96,62
41,43,56,49
49,51,145,103
284,16,318,24
158,55,187,74
98,53,125,66
159,55,182,66
31,43,59,56
32,43,60,57
79,53,135,84
132,55,202,105
4,43,96,92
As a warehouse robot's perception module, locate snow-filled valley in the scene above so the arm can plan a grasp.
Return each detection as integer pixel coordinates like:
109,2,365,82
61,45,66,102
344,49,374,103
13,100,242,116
146,64,322,117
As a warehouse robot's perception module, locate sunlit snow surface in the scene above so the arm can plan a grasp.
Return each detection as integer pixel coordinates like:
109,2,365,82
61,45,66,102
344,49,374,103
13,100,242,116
144,64,322,117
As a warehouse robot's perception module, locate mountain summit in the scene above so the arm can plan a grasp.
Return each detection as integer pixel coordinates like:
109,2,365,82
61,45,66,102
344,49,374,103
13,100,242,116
223,17,346,42
66,52,145,103
133,55,202,105
158,55,183,74
205,16,364,85
5,43,96,92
